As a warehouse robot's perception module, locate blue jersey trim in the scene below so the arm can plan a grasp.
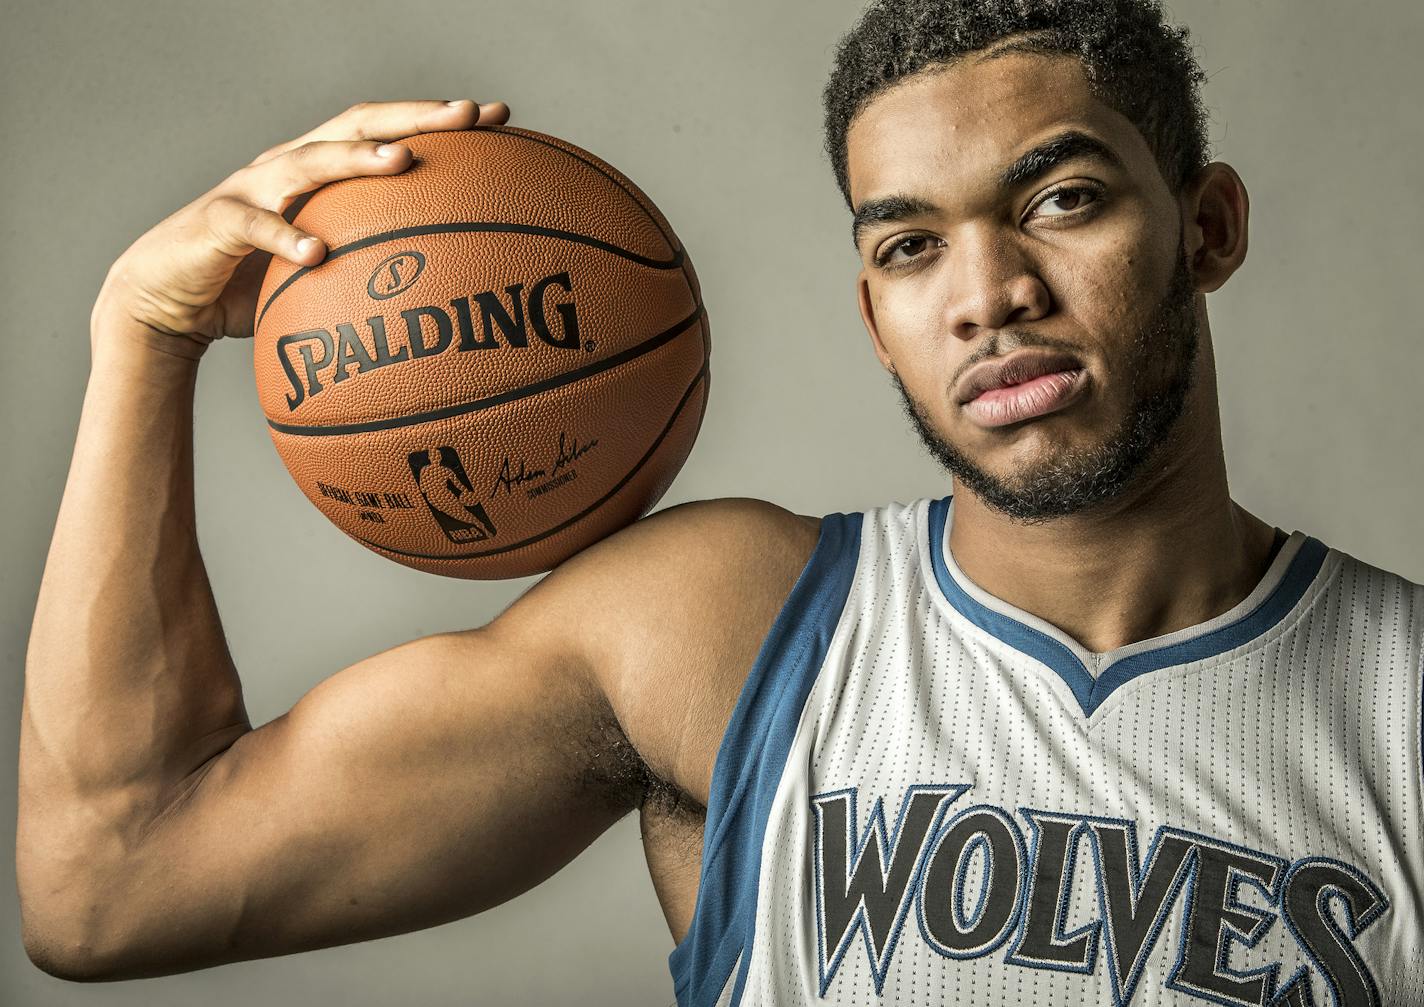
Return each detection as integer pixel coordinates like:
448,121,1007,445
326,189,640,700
926,496,1328,718
669,509,865,1006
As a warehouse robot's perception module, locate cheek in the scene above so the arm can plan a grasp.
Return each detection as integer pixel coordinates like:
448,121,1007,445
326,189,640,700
866,280,951,371
865,290,961,413
1048,214,1172,340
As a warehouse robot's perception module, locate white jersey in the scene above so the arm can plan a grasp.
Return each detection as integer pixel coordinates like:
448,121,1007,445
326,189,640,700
669,495,1424,1006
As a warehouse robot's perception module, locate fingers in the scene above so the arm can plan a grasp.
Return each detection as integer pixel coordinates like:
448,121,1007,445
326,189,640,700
215,98,515,271
95,98,513,346
202,196,325,266
231,98,513,215
250,98,510,166
477,100,512,126
227,138,418,213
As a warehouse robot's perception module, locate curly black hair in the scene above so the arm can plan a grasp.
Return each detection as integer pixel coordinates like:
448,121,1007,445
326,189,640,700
821,0,1211,211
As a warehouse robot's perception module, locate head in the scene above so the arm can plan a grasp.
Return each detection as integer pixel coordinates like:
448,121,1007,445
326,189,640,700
823,0,1248,523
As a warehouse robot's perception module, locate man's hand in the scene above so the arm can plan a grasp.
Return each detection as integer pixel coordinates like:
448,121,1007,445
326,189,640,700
92,98,510,359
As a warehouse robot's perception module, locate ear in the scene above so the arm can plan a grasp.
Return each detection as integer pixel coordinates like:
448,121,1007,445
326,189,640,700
857,269,897,374
1181,162,1249,294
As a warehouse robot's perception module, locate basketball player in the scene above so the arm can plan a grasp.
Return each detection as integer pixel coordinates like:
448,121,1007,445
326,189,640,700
20,1,1424,1003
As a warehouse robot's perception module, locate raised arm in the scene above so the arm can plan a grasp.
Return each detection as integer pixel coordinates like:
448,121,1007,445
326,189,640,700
16,98,651,979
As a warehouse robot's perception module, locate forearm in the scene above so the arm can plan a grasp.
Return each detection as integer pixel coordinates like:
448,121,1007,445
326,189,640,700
19,312,251,924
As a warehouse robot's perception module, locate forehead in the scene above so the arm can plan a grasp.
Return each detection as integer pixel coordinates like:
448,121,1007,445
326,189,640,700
846,50,1157,207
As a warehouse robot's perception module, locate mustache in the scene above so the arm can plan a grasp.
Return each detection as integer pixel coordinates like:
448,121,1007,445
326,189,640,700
947,329,1086,394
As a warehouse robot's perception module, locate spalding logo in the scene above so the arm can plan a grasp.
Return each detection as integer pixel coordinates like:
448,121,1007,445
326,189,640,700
367,250,427,300
276,271,586,411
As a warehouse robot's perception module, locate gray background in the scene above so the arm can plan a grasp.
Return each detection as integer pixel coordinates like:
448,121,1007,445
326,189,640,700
3,0,1421,1003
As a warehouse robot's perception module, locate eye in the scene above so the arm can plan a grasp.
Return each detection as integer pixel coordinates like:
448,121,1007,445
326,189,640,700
1029,184,1102,220
873,234,940,270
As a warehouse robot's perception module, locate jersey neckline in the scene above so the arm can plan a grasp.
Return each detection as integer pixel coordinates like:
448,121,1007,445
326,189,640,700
922,495,1331,718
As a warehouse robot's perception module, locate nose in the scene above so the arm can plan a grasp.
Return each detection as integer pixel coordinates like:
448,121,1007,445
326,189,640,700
942,230,1051,340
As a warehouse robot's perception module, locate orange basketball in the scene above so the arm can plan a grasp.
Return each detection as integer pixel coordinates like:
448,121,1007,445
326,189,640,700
253,126,709,579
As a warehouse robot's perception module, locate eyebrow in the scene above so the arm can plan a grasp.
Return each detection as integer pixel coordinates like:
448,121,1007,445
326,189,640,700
850,129,1125,251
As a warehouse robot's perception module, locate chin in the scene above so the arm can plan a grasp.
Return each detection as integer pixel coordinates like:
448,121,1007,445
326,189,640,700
957,407,1103,455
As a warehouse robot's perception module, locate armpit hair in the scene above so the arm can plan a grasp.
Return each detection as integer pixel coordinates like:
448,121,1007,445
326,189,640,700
574,706,705,821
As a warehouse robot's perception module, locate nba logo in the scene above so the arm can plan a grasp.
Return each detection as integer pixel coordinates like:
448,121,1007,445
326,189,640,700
406,447,499,544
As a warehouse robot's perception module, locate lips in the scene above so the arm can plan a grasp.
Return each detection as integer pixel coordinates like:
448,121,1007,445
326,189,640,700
955,348,1089,429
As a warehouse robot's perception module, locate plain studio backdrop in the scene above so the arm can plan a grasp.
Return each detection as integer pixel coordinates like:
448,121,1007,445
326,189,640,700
3,0,1422,1003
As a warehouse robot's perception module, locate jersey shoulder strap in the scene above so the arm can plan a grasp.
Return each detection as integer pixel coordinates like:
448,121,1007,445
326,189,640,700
670,506,865,1007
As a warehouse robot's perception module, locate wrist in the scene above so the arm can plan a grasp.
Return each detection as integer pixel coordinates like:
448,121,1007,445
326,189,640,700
89,320,204,397
89,290,209,385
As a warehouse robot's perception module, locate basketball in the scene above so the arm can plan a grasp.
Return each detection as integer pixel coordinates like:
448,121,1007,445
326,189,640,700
252,126,709,579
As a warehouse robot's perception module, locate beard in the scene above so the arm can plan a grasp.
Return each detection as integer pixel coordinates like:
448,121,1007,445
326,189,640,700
893,245,1200,524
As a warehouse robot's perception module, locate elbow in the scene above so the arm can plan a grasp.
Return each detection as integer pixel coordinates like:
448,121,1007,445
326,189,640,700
20,900,130,983
17,801,155,981
23,930,126,983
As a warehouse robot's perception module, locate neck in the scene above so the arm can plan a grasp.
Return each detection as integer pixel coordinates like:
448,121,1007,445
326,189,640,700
946,388,1279,656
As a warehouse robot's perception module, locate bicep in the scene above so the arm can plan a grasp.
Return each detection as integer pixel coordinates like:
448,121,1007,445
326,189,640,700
101,616,642,979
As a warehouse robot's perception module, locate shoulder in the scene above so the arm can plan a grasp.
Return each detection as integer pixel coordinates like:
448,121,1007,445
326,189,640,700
577,496,824,588
500,497,833,801
1317,540,1424,629
555,496,827,682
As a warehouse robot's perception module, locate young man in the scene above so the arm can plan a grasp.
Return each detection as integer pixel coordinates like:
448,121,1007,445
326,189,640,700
19,0,1423,1003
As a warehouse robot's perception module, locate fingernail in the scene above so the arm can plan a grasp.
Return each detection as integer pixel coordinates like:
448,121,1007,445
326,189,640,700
375,143,401,158
295,236,318,256
446,99,470,108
